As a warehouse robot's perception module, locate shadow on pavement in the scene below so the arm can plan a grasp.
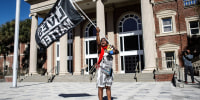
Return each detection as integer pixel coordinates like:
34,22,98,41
58,93,94,98
103,96,117,100
17,83,46,88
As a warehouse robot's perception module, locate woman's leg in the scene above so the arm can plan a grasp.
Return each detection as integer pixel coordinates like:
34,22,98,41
98,87,103,100
106,86,111,100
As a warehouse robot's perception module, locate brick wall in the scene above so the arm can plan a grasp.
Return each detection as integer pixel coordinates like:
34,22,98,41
0,43,27,74
4,76,13,82
153,0,198,69
155,73,174,81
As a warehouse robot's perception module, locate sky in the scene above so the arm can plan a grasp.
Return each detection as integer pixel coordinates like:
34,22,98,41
0,0,42,26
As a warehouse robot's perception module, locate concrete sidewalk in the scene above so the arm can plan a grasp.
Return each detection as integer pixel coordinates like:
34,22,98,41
0,82,199,100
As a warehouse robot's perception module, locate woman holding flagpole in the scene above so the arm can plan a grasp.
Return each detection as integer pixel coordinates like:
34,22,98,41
96,27,119,100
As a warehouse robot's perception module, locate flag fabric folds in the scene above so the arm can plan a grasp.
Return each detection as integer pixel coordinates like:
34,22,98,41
35,0,84,49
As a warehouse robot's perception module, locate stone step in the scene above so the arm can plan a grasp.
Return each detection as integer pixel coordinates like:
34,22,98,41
20,75,49,82
20,73,156,82
137,73,155,82
0,79,5,82
53,75,93,82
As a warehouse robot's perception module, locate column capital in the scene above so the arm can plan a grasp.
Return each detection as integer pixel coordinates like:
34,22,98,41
29,13,38,17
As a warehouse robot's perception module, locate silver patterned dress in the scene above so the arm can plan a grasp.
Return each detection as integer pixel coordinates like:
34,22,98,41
97,52,113,87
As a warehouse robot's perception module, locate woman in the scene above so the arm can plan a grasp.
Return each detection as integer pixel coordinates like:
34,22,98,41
96,27,119,100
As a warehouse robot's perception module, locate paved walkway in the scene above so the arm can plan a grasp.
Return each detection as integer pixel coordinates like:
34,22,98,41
0,81,199,100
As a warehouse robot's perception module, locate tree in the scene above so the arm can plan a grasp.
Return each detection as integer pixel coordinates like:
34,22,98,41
19,19,31,73
19,19,31,43
0,20,15,75
0,19,31,75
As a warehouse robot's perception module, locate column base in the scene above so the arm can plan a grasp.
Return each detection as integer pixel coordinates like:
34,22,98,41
29,71,38,76
73,72,81,75
113,71,118,74
59,72,69,75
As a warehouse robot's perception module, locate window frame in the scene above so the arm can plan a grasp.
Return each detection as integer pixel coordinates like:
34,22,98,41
159,43,180,70
84,20,98,74
165,51,176,69
156,10,177,36
185,16,200,37
55,31,74,74
189,21,200,35
67,32,73,73
162,17,173,33
117,13,144,73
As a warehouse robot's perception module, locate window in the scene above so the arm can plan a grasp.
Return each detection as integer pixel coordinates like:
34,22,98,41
185,17,199,36
165,51,175,68
118,13,144,73
67,31,73,73
119,14,142,32
159,43,180,70
162,17,173,33
84,20,97,74
156,10,177,36
189,21,199,35
184,0,198,7
56,31,74,74
56,41,60,74
56,42,60,58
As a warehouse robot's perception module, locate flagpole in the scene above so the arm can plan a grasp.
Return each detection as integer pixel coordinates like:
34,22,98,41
72,0,96,28
12,0,21,88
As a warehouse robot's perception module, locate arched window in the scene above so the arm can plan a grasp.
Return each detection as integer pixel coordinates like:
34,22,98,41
119,14,142,32
84,20,97,74
118,13,144,73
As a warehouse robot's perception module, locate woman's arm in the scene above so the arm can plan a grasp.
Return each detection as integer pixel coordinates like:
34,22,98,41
112,46,119,54
96,27,101,53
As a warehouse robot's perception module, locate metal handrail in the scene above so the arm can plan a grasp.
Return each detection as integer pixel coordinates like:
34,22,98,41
172,64,183,80
47,66,56,82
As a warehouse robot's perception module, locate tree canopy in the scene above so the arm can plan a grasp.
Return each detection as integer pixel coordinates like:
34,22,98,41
0,19,31,55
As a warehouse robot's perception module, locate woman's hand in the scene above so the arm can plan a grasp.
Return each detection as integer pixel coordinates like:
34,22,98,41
96,27,100,36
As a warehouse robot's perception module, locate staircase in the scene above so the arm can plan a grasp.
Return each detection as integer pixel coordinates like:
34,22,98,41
137,73,155,82
113,73,136,82
19,74,49,82
53,74,93,82
19,73,155,82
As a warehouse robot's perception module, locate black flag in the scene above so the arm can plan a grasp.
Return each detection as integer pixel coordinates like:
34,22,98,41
35,0,84,49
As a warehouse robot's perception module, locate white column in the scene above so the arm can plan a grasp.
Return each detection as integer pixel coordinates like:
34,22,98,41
47,45,53,75
106,7,117,73
96,0,106,38
59,34,68,75
141,0,157,72
73,25,81,75
29,13,38,75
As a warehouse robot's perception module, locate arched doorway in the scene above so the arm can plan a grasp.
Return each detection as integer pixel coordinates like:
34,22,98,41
118,13,144,73
84,20,98,74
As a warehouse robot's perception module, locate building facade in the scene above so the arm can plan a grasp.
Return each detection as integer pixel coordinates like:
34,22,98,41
25,0,199,75
0,43,28,75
